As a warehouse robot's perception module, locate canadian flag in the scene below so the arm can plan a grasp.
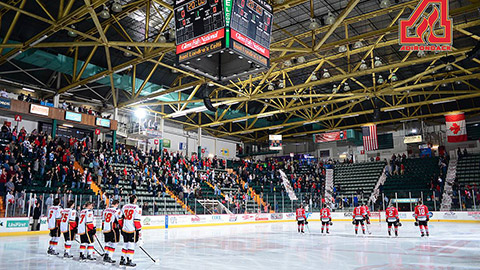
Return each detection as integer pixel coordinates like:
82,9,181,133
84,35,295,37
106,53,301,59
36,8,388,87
445,112,467,142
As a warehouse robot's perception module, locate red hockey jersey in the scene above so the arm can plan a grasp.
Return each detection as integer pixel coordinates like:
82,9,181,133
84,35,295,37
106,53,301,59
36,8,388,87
414,205,429,221
296,208,306,221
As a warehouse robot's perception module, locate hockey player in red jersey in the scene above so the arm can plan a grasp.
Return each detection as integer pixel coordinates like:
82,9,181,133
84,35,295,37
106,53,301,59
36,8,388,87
414,199,430,237
119,195,142,267
47,198,62,255
320,204,332,234
361,203,372,234
385,203,401,237
78,202,96,261
296,204,306,233
352,205,366,235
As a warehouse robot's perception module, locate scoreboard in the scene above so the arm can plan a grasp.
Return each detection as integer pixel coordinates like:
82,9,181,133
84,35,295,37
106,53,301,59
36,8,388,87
174,0,273,81
230,0,273,58
175,0,225,54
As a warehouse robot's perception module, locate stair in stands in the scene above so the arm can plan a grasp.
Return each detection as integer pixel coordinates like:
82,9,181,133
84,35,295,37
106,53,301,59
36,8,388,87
324,169,334,203
368,165,388,205
0,196,5,217
233,173,266,212
162,183,195,215
440,159,457,211
278,170,298,201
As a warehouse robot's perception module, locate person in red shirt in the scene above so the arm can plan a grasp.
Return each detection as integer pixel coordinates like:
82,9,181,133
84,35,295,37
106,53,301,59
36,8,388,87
296,204,306,233
414,199,430,237
385,203,401,237
352,205,366,235
320,204,332,234
361,203,372,234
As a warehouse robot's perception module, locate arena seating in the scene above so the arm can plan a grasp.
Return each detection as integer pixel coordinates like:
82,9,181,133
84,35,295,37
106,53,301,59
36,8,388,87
333,161,386,200
99,162,188,215
456,154,480,187
382,157,441,205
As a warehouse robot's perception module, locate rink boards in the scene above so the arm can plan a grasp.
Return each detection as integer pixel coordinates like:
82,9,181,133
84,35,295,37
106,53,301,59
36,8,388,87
1,211,479,236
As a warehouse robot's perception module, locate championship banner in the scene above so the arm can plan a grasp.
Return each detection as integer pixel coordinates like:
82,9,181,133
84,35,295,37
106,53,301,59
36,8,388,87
314,131,346,143
445,112,467,142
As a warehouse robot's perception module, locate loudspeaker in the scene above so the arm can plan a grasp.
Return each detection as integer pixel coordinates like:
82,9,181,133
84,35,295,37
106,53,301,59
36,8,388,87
203,97,217,112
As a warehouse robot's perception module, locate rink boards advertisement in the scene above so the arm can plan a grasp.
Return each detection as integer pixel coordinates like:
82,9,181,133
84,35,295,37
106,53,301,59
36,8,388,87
1,211,480,235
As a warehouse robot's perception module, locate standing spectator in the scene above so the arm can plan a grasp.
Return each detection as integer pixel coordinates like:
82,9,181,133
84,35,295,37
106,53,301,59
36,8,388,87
31,202,41,231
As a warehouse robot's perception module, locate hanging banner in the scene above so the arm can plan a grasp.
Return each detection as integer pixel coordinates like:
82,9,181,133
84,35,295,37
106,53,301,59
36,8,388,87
445,112,467,142
313,131,346,143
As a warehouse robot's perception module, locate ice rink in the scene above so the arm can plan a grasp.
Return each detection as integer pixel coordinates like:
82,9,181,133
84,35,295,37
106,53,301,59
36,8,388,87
1,221,479,270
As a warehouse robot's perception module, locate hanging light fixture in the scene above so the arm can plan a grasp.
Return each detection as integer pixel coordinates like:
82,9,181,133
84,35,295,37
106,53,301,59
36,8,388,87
158,35,167,43
67,25,77,37
123,46,132,57
417,51,426,58
168,28,176,39
455,79,462,85
309,18,320,30
338,45,347,53
445,64,453,71
297,56,306,64
359,60,368,71
111,0,122,12
322,69,331,78
379,0,391,9
278,81,285,88
343,82,350,91
332,84,338,93
268,83,274,91
431,65,436,74
377,75,384,84
99,5,110,19
441,82,448,88
284,60,292,67
391,73,398,82
311,72,318,81
374,56,382,67
353,41,363,49
325,12,336,25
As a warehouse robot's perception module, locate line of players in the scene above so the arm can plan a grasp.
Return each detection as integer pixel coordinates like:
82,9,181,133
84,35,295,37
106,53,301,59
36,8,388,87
296,199,431,237
47,195,143,267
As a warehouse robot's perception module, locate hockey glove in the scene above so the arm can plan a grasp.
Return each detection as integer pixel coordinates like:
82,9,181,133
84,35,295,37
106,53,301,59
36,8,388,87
352,220,355,225
397,222,402,227
305,221,309,225
414,221,418,226
329,221,333,226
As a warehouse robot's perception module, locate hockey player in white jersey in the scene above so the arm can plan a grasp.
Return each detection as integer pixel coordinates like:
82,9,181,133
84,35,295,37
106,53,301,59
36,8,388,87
102,199,121,264
77,202,96,261
60,200,77,258
47,198,62,255
119,195,142,267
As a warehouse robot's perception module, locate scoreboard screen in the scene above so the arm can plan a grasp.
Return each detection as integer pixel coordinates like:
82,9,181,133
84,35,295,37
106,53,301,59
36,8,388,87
230,0,272,57
175,0,225,53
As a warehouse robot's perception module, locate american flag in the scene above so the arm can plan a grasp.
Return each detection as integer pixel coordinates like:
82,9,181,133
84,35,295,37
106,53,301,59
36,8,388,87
362,124,378,151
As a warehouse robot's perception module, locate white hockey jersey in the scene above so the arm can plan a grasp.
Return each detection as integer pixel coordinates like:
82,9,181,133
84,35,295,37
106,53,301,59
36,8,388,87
60,208,77,233
102,207,121,233
78,209,94,235
48,205,62,230
120,204,142,233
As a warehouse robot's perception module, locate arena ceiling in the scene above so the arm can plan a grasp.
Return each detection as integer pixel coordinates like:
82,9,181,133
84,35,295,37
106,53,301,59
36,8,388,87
0,0,479,142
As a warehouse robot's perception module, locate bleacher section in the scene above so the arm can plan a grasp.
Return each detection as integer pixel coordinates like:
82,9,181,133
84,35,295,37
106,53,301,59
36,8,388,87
100,163,187,215
333,161,386,199
383,157,440,204
456,154,480,187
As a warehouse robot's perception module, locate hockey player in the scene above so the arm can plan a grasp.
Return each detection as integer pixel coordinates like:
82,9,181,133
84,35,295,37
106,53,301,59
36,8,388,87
295,204,306,233
78,202,96,261
361,203,372,234
414,199,430,237
320,204,332,234
119,195,142,267
352,205,366,235
385,203,400,237
102,200,121,264
47,198,62,255
60,200,77,258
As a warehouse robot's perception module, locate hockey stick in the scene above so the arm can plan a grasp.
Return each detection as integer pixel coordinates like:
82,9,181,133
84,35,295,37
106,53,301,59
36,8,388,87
305,224,311,233
94,235,105,253
75,239,104,256
139,246,159,263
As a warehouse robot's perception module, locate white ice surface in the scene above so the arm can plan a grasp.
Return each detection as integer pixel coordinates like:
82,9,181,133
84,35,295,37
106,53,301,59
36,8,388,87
0,221,479,270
